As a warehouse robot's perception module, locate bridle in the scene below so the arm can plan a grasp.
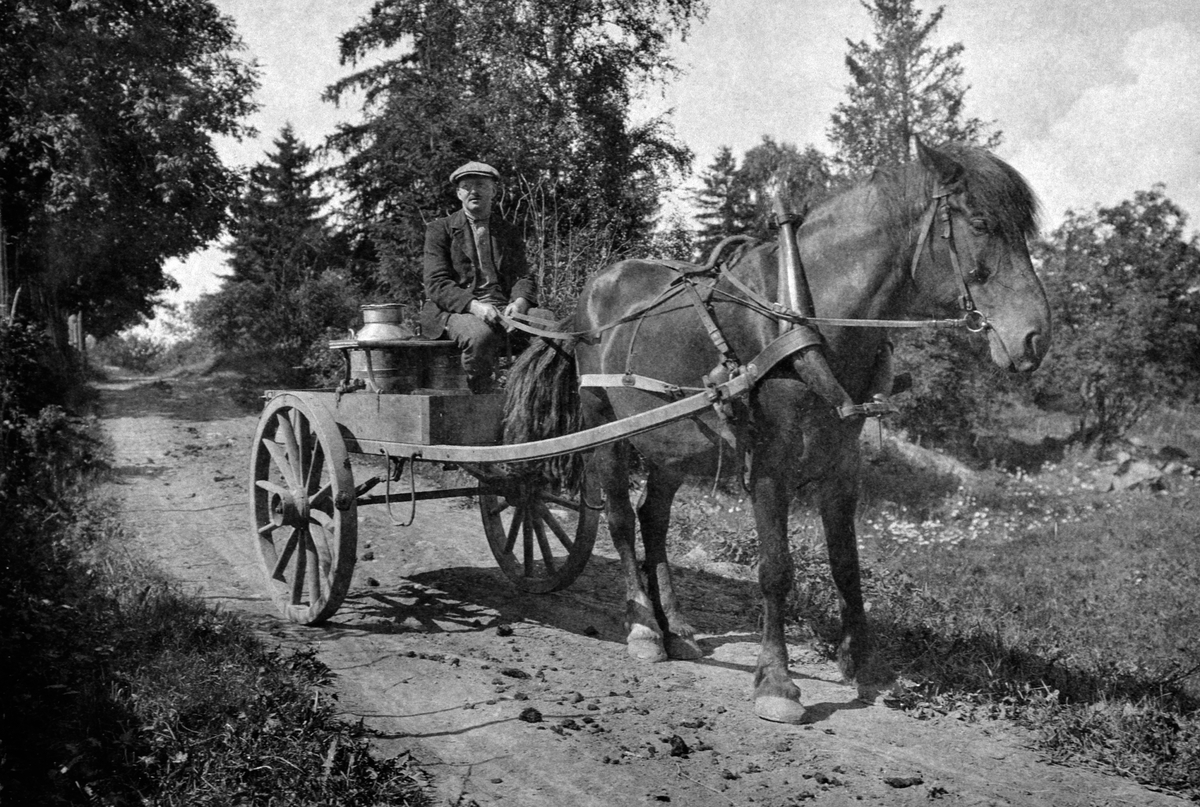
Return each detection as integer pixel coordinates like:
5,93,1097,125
908,186,989,334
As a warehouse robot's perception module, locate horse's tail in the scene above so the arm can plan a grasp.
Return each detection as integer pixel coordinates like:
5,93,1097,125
502,329,583,491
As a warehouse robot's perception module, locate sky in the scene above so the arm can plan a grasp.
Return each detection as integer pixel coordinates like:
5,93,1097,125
164,0,1200,308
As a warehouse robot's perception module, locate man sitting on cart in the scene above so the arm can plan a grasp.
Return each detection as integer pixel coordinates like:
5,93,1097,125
420,161,547,394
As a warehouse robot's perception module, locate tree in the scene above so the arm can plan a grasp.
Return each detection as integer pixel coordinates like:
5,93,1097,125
0,0,259,340
324,0,704,306
738,138,833,237
225,125,336,290
824,1,1007,454
828,0,1000,174
194,127,358,383
692,146,753,260
1034,187,1200,448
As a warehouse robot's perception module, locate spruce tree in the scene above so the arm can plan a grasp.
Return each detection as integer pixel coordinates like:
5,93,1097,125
194,126,357,382
828,0,1000,174
692,146,753,260
225,125,334,291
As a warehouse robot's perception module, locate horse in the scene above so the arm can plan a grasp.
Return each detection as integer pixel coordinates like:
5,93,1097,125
503,141,1051,723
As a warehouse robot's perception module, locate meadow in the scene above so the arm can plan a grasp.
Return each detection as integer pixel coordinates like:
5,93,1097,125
669,406,1200,798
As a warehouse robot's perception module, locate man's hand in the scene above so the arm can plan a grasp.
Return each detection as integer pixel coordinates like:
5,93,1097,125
469,299,502,326
503,297,531,325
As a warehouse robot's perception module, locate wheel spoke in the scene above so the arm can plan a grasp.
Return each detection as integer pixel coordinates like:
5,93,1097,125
504,503,524,555
257,521,280,536
276,412,302,473
537,502,575,553
291,528,309,604
522,510,535,577
306,535,322,604
255,478,290,498
262,438,301,491
271,529,299,582
542,493,581,512
488,499,511,518
309,481,333,510
304,440,325,497
532,516,556,573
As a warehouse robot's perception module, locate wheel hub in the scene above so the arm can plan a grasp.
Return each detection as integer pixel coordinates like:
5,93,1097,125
269,487,310,528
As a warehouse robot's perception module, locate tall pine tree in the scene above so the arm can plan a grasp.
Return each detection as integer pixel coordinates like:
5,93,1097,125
826,0,1006,453
194,126,357,382
692,146,753,260
828,0,1000,174
225,125,335,290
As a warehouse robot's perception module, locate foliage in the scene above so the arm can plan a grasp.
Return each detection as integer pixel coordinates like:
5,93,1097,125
0,0,259,338
1034,187,1200,447
828,0,1001,174
92,331,167,374
738,137,835,235
194,127,360,384
691,146,754,260
0,328,429,803
668,433,1200,798
0,316,71,425
324,0,705,306
692,138,833,262
890,328,996,454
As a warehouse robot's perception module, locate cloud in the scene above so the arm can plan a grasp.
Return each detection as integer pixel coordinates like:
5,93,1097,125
1007,22,1200,229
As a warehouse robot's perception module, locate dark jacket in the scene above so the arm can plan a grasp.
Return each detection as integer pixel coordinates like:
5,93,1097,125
420,209,536,339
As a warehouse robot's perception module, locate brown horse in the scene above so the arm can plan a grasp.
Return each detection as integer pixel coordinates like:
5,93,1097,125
504,141,1051,723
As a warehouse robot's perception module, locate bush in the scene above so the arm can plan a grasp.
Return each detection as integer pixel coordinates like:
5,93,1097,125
92,330,166,373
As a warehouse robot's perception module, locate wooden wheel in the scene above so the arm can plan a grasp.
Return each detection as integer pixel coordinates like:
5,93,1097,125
479,463,599,593
250,394,357,624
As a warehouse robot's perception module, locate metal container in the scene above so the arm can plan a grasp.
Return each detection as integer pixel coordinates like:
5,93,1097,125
345,304,467,393
356,303,415,343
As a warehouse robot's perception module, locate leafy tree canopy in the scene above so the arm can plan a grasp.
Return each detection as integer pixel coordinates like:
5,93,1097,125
1034,187,1200,447
828,0,1000,174
324,0,705,301
0,0,259,338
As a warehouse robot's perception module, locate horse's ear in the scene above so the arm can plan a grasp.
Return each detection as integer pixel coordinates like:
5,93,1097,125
916,139,963,187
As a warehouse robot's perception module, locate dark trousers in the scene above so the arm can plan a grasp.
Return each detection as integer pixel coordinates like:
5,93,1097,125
444,307,553,390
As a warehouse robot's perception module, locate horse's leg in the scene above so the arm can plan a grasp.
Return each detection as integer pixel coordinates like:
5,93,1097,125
814,445,874,684
596,442,668,662
750,430,807,723
638,466,701,660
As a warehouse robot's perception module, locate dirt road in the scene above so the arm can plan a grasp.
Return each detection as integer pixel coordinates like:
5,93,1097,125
99,373,1184,807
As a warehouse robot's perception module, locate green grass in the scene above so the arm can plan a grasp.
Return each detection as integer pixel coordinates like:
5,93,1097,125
669,435,1200,799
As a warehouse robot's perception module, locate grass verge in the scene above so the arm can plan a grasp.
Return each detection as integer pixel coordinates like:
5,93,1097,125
669,448,1200,800
1,416,432,805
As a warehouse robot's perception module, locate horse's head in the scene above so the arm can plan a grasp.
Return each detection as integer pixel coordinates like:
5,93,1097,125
912,141,1052,372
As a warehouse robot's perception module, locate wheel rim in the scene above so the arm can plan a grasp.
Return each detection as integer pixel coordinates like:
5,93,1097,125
479,465,599,593
250,395,356,624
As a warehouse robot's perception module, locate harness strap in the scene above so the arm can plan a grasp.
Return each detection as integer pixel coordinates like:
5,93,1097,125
578,373,701,398
675,275,740,369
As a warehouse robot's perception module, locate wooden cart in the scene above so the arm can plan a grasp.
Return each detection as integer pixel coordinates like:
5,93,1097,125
249,336,730,625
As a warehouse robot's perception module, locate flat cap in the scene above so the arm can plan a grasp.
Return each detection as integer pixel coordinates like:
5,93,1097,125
449,161,501,184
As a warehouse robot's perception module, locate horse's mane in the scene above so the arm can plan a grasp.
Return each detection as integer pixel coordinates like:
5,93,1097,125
860,144,1041,262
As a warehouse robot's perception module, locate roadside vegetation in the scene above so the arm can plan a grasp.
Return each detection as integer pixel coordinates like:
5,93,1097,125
0,319,431,805
670,406,1200,800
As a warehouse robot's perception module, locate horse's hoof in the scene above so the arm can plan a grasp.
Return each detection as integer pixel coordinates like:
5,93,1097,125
627,637,668,662
754,695,809,724
665,633,703,660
